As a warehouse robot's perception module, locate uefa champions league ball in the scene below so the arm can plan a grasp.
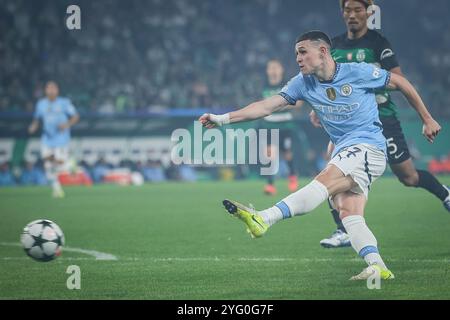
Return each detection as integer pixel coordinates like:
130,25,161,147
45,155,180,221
20,219,65,262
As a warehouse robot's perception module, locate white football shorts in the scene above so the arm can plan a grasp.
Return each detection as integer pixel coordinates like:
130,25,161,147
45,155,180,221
329,143,386,199
41,145,69,162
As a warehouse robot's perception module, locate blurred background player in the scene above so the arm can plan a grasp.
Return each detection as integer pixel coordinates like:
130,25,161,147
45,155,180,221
28,81,79,198
261,59,301,195
314,0,450,248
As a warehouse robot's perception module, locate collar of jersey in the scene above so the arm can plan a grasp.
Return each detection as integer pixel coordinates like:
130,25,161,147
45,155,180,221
317,62,341,84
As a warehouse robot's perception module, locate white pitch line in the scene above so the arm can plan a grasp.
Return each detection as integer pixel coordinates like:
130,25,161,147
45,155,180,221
2,242,449,263
62,247,118,260
1,256,449,263
238,257,294,262
124,257,450,263
2,257,95,261
0,242,118,261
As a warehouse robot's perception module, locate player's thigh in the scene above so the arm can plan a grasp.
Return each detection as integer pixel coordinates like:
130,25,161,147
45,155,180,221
389,158,419,184
324,144,386,198
315,164,357,196
54,147,69,164
333,191,367,219
41,145,55,162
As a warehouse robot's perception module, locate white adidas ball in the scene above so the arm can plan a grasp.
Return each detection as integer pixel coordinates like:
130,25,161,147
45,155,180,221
20,219,65,262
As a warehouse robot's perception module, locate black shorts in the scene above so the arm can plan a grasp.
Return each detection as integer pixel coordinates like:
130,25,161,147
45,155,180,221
381,116,411,164
266,128,294,152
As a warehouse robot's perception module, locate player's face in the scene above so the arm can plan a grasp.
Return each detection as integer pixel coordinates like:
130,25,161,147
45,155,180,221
295,41,324,75
343,0,368,33
266,60,284,83
45,82,59,100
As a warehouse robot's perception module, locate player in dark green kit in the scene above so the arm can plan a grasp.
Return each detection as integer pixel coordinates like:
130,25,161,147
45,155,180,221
313,0,450,248
260,59,300,195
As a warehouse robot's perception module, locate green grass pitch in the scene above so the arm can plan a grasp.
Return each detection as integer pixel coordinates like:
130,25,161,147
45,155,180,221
0,177,449,299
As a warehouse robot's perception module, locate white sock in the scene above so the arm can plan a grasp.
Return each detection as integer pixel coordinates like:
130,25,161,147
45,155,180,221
341,215,387,270
44,161,55,183
259,180,329,226
45,161,61,190
52,179,62,190
259,206,283,227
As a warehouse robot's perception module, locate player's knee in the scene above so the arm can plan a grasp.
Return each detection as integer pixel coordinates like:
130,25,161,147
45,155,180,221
336,201,352,219
398,173,419,187
336,201,364,220
338,208,353,220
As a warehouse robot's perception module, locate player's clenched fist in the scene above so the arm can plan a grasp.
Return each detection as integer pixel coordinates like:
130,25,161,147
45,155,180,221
198,113,230,128
422,118,441,143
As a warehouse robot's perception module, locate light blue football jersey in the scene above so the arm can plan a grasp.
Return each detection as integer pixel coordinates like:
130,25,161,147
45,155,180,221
279,62,390,157
33,97,77,148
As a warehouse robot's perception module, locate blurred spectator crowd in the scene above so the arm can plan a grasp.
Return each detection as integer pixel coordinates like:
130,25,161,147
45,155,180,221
0,158,199,187
0,0,449,116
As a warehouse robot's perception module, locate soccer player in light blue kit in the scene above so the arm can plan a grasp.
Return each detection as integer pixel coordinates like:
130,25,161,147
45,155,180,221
199,31,441,280
28,81,79,198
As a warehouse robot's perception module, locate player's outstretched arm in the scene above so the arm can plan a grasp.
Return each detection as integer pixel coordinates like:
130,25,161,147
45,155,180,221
386,73,441,143
199,95,290,128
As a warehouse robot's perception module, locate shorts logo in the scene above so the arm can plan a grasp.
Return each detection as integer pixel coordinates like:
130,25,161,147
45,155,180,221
326,88,337,101
394,151,405,160
340,84,353,96
356,49,366,62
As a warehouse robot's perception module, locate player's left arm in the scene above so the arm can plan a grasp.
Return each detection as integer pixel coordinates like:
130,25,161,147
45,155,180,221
386,73,441,143
58,100,80,131
59,114,80,131
28,100,42,134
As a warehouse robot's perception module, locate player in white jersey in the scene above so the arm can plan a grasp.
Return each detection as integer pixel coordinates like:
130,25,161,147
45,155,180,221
199,31,441,280
28,81,79,198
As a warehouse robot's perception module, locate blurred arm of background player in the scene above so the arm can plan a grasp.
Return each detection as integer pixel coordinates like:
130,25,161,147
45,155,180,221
58,114,80,131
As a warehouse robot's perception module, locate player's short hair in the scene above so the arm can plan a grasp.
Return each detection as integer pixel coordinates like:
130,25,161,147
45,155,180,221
46,80,59,87
267,58,282,65
296,31,332,48
340,0,374,9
